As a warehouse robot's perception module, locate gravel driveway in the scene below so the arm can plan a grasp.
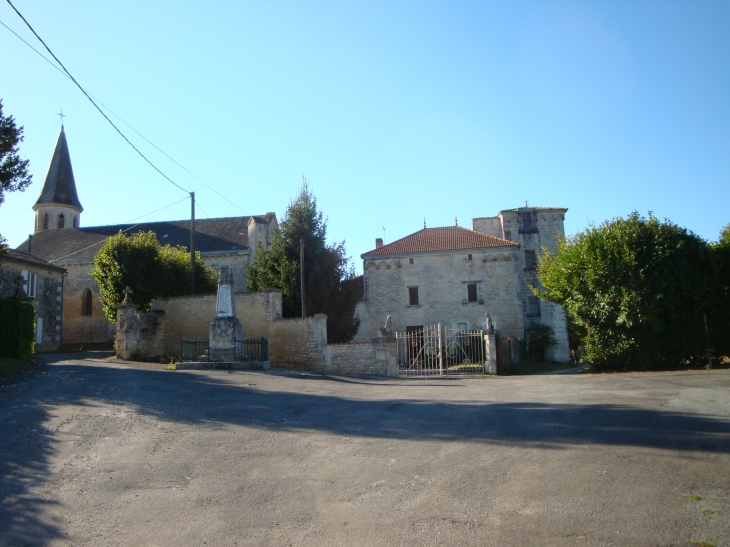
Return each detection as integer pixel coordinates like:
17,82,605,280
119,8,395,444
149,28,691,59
1,355,729,547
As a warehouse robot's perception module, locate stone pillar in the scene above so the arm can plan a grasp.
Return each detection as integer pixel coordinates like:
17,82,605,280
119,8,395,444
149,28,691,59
209,266,242,361
116,303,139,360
484,314,497,375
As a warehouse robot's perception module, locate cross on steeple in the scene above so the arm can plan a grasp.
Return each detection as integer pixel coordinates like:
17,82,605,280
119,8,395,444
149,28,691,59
57,107,66,127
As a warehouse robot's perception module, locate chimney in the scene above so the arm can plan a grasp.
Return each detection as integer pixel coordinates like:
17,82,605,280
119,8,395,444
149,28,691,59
375,238,383,249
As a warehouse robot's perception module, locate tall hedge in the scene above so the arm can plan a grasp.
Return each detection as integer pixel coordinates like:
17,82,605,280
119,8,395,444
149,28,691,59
0,298,35,360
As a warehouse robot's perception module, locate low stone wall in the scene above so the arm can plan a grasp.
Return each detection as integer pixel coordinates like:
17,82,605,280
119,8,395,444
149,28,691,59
268,314,328,370
116,291,399,377
325,341,397,376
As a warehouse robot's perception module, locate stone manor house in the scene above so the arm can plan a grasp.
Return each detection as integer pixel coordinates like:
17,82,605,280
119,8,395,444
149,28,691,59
15,126,277,349
353,208,571,362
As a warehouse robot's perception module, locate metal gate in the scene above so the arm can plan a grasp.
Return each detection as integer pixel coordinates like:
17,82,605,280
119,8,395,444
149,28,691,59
396,324,487,376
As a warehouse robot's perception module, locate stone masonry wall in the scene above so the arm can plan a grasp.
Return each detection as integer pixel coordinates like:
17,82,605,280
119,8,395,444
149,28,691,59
354,248,523,343
268,314,328,370
325,342,396,376
61,261,115,349
150,290,282,357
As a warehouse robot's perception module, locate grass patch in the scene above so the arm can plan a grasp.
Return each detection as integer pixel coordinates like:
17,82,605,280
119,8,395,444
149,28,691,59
0,357,36,380
685,494,705,502
700,509,717,516
690,540,716,547
499,360,581,376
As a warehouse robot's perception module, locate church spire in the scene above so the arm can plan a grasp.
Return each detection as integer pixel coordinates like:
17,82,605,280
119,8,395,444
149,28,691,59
34,125,83,211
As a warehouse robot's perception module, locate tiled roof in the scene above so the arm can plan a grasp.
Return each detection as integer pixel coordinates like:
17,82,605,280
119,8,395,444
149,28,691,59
361,226,517,258
34,127,83,210
15,215,272,263
0,249,66,272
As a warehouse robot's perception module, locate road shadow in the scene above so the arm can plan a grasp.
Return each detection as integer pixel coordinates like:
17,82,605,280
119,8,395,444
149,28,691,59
1,361,729,544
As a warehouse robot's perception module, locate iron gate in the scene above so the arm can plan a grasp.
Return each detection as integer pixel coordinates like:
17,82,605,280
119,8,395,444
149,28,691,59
396,324,487,376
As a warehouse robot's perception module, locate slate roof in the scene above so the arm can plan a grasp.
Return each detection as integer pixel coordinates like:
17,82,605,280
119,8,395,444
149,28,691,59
0,249,66,272
361,226,518,258
16,215,273,263
34,127,83,211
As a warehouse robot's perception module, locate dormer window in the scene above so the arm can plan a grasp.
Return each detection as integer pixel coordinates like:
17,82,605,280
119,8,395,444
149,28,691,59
58,214,65,229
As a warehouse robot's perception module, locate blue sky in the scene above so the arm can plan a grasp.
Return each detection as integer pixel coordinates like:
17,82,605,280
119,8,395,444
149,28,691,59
1,1,728,273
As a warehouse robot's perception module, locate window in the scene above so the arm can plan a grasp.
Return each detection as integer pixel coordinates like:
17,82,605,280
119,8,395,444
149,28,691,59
43,214,49,230
521,213,533,232
525,250,536,270
58,214,65,229
408,286,419,306
467,253,473,262
82,289,93,316
467,283,478,302
409,257,414,265
73,217,77,228
527,296,541,316
21,271,37,298
504,230,512,240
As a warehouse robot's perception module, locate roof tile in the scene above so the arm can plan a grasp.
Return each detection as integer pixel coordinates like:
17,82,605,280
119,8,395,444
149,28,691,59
361,226,517,257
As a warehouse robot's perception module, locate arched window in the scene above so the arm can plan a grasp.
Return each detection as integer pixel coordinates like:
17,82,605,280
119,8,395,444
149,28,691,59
58,214,65,229
82,289,93,316
43,214,49,230
73,217,77,228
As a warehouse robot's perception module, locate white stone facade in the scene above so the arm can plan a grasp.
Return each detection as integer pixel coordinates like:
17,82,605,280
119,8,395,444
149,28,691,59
354,206,571,362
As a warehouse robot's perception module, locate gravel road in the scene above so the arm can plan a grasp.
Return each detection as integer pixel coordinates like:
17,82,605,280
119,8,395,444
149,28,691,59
1,355,729,547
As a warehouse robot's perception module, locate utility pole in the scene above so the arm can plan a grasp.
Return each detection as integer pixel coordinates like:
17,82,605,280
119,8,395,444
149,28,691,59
704,313,713,369
190,192,196,295
300,238,306,317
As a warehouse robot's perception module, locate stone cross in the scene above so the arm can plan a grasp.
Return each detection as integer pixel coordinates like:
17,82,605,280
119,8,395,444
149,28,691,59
121,286,134,305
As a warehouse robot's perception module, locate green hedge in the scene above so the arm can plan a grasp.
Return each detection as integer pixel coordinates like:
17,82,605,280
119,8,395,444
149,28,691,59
0,298,35,361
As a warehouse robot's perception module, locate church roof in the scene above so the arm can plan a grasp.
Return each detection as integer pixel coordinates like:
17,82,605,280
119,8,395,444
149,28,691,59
361,226,518,258
15,215,272,263
34,126,83,211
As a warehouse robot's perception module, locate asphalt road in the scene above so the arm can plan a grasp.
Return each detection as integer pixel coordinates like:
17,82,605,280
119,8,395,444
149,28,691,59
1,355,729,547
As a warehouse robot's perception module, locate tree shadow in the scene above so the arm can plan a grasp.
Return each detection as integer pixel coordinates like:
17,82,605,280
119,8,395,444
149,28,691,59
1,361,729,544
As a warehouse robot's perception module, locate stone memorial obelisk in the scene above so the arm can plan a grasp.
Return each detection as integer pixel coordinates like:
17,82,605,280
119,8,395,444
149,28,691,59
209,266,242,361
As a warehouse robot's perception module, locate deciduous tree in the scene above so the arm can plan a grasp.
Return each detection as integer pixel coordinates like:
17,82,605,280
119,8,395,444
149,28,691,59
91,231,216,321
535,212,712,370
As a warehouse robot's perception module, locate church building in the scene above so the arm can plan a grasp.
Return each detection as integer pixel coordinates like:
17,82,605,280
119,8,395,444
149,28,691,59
16,126,278,349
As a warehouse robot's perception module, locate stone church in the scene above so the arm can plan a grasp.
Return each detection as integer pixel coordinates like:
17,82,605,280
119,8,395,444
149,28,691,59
16,126,278,349
353,207,571,362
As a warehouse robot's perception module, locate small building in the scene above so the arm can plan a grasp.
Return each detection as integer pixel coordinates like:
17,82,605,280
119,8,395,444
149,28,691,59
354,207,570,362
0,249,66,352
16,125,278,349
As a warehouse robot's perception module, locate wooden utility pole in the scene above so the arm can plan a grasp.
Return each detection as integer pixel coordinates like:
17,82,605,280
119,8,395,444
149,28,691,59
190,192,196,295
300,238,306,317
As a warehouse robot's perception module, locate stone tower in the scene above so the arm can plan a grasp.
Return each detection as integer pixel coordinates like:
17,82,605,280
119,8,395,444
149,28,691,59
33,125,83,233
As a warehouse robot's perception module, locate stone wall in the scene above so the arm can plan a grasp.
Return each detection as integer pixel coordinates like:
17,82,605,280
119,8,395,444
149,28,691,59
149,290,281,356
325,341,397,376
354,247,524,343
116,304,166,361
268,314,328,369
0,260,64,352
201,251,250,292
61,261,115,349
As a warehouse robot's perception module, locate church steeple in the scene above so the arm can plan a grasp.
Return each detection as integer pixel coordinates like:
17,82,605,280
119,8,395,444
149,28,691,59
33,126,83,232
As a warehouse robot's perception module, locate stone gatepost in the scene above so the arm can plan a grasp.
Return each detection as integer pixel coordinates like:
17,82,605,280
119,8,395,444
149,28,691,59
484,313,498,375
116,287,138,360
209,266,242,361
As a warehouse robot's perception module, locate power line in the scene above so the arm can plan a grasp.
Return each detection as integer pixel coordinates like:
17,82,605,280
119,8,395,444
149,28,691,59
5,0,189,195
48,197,189,263
0,15,251,216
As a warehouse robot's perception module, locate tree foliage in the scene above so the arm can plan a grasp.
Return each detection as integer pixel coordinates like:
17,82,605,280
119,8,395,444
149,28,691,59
246,182,361,343
535,212,713,370
91,231,217,322
708,223,730,357
0,100,33,250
